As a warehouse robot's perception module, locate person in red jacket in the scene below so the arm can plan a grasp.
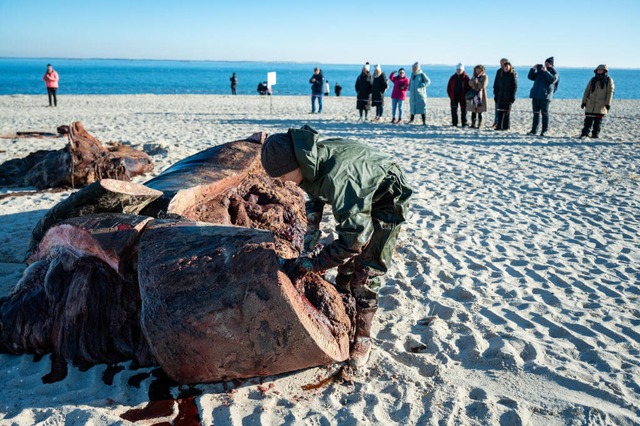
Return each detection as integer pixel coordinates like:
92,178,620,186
388,68,409,123
447,63,470,127
42,64,59,107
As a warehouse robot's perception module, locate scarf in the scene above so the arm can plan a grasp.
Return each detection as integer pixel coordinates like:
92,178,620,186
591,73,610,91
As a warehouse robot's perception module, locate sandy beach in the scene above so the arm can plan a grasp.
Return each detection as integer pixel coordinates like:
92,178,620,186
0,94,639,425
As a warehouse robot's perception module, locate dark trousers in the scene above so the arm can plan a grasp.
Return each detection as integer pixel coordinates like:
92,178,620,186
450,99,467,126
582,114,603,137
336,165,412,309
231,87,236,95
47,88,57,106
496,103,512,130
531,99,550,133
375,105,383,117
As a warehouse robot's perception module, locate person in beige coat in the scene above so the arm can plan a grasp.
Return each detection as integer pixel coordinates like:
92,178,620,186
580,64,615,138
467,65,488,128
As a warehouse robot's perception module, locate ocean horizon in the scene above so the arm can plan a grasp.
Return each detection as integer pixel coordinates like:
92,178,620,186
2,57,638,100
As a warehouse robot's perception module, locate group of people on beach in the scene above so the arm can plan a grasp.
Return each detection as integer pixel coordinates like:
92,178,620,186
41,60,615,139
260,59,615,369
339,58,615,138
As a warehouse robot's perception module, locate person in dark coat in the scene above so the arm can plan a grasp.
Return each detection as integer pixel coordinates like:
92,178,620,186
309,67,325,113
447,63,470,127
260,125,412,368
493,61,518,130
230,73,238,95
355,62,373,122
528,57,559,136
335,82,343,96
492,58,508,128
257,81,270,95
371,64,388,121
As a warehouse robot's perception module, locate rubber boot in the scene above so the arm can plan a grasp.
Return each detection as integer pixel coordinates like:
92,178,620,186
471,113,476,128
478,114,482,129
407,114,414,124
349,306,377,367
421,113,426,126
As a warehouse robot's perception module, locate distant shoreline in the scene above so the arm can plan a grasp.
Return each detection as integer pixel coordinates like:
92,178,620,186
2,57,640,70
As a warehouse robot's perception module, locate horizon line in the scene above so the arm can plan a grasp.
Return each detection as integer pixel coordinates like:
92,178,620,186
1,56,639,70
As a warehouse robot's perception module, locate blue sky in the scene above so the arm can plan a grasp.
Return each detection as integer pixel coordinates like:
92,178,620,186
1,0,639,68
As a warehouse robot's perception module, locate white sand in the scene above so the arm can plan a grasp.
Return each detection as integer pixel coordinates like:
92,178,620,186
0,94,639,425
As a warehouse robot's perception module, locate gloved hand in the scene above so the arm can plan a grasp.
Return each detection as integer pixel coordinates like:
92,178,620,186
605,105,610,111
281,256,315,283
581,103,586,109
303,225,320,252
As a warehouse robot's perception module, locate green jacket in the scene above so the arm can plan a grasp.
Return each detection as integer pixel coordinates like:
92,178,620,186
289,125,404,270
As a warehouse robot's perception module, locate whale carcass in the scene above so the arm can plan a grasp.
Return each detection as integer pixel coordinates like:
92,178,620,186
0,121,153,189
0,132,355,384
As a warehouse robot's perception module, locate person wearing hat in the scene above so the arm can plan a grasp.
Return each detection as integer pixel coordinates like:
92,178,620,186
260,125,413,367
407,62,431,125
527,57,559,136
42,64,59,107
355,62,373,122
467,65,489,129
493,61,518,130
389,68,410,123
447,63,470,127
580,64,615,139
371,64,388,122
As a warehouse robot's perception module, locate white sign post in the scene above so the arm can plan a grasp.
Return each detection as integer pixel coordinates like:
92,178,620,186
267,72,276,113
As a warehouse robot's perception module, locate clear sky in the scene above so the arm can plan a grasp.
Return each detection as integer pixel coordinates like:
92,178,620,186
1,0,639,68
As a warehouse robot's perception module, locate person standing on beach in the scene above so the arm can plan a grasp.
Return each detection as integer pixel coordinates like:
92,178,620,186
407,62,430,125
324,80,330,96
42,64,59,107
528,57,559,137
447,63,470,127
309,68,325,113
493,61,518,130
335,82,343,96
260,125,413,368
355,63,373,122
580,64,615,139
467,65,488,129
389,68,409,123
230,73,238,95
371,64,388,122
492,58,509,128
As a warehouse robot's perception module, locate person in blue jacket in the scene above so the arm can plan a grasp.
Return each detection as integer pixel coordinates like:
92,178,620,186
527,57,559,136
309,67,325,113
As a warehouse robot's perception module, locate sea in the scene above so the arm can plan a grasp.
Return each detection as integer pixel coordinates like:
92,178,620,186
1,58,639,100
